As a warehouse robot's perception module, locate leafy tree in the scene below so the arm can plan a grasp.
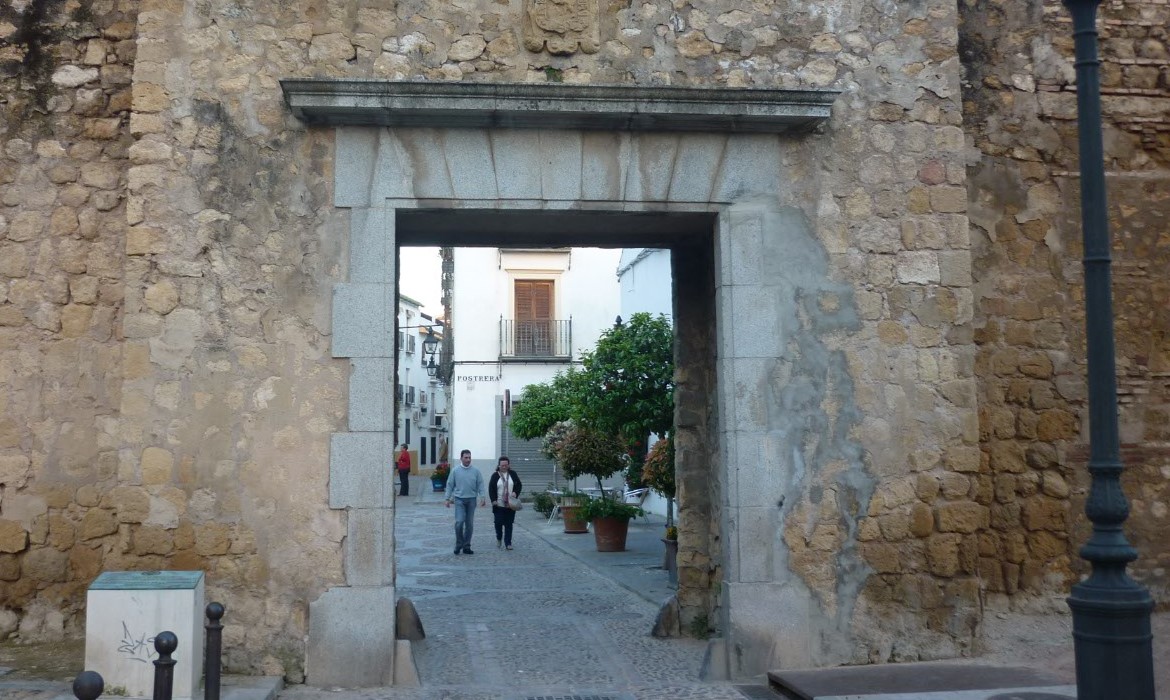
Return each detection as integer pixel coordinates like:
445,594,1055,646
555,422,626,491
577,312,674,444
641,436,676,526
508,367,588,440
509,312,675,492
641,437,675,499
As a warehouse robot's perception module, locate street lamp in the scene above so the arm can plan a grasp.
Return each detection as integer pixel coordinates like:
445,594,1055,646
1061,1,1155,698
421,327,441,378
421,326,440,358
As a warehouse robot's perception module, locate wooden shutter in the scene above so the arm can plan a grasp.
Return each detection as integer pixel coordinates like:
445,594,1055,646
515,281,553,355
515,280,552,321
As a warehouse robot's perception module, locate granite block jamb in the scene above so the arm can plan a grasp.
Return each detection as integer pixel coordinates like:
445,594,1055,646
334,127,378,208
331,283,394,359
344,507,395,586
329,432,394,509
346,208,394,285
723,204,768,287
306,585,396,688
348,358,394,432
735,505,779,583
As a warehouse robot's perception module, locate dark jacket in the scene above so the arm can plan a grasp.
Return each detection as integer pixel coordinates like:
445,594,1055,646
488,470,522,508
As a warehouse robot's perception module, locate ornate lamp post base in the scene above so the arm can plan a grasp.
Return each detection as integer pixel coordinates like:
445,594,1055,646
1069,578,1154,698
1061,0,1155,697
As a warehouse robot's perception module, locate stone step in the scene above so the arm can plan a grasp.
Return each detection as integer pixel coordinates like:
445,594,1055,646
767,662,1074,700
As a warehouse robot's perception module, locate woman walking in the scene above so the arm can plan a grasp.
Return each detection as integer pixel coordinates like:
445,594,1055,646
488,456,522,550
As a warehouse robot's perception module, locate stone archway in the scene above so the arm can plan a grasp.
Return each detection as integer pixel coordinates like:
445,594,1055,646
287,81,841,685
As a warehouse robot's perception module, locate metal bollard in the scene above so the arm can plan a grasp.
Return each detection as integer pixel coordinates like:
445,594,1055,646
73,670,104,700
152,631,178,700
204,602,225,700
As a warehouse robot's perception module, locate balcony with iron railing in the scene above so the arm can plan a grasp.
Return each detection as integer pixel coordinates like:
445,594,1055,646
500,318,572,360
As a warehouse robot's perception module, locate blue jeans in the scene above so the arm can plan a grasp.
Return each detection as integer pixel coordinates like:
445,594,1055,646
453,497,476,550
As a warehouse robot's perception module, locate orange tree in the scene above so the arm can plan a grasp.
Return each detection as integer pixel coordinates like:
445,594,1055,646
510,312,674,488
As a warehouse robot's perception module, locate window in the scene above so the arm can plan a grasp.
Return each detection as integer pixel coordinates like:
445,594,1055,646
515,279,553,356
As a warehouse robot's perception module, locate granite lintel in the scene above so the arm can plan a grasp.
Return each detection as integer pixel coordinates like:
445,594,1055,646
280,80,839,134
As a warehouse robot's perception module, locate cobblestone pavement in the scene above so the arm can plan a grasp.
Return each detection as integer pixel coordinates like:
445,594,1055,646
277,483,753,700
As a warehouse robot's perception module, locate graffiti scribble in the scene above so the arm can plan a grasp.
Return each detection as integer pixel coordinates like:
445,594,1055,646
116,621,157,664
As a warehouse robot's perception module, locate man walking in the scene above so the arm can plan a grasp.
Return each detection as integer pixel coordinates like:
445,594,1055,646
444,449,486,554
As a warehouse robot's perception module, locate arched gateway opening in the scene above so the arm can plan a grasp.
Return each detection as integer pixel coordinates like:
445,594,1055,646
284,81,844,686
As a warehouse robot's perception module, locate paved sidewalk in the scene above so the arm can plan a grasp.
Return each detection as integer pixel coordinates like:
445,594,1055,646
278,479,748,700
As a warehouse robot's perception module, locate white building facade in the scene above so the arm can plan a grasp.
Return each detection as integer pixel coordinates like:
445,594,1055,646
616,248,674,518
397,295,448,468
449,248,621,485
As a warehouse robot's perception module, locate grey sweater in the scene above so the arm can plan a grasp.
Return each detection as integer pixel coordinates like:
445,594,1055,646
445,465,485,500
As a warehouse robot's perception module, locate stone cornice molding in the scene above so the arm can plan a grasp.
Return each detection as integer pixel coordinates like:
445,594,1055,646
280,80,839,134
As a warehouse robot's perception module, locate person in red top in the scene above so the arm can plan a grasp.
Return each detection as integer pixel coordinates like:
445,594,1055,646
396,444,411,496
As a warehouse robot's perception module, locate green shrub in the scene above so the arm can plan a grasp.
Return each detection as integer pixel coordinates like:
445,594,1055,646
531,490,556,516
579,495,644,522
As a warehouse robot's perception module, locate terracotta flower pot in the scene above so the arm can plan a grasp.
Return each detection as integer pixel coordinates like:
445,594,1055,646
561,505,589,534
592,516,630,552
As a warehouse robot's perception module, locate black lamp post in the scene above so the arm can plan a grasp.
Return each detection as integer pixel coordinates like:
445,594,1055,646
1061,1,1155,697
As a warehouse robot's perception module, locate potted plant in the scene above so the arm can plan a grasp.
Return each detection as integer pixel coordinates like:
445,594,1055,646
662,525,678,584
581,496,644,551
641,437,676,526
430,462,450,492
558,489,590,534
543,421,627,534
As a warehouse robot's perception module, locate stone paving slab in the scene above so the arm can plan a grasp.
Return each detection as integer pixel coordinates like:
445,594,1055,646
274,482,755,700
768,663,1073,700
0,675,282,700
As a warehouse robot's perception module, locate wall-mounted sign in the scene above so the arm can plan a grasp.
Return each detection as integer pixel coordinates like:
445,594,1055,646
456,375,501,382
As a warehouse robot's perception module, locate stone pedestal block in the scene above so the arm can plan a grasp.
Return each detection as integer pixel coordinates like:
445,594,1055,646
84,571,205,700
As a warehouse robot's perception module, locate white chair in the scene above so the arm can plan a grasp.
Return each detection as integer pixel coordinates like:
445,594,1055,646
546,489,564,525
622,487,649,505
622,488,649,517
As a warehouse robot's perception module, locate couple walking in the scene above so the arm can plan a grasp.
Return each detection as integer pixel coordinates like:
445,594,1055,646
444,450,523,554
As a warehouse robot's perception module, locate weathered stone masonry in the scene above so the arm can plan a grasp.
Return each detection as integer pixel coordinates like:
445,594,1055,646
0,0,1167,683
961,0,1170,606
1,0,135,639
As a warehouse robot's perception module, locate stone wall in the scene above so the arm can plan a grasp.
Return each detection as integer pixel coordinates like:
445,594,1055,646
1,0,135,639
10,0,1165,682
119,0,984,674
1,0,350,677
961,0,1170,607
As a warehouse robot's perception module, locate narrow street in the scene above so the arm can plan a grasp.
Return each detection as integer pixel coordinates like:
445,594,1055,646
277,480,753,700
